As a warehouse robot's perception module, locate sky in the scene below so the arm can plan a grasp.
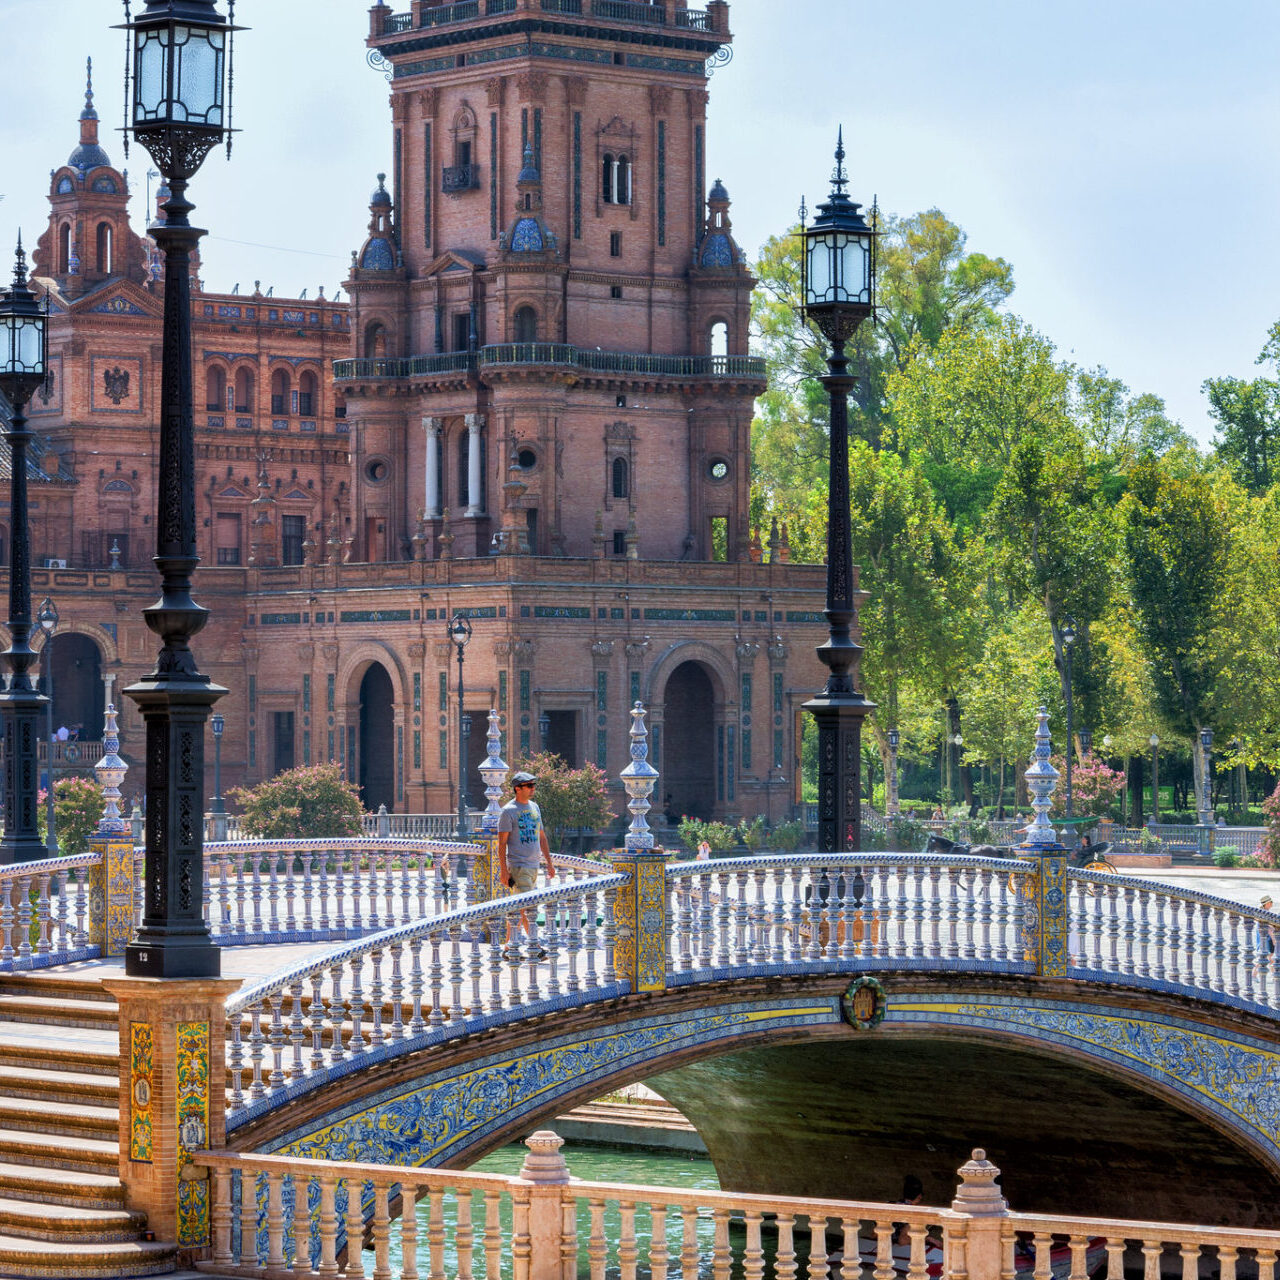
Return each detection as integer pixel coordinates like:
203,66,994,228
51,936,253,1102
1,0,1277,444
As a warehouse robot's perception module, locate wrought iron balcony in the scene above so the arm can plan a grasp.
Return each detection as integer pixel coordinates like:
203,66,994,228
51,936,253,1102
422,0,479,25
333,344,766,383
592,0,665,23
381,0,710,32
442,164,481,193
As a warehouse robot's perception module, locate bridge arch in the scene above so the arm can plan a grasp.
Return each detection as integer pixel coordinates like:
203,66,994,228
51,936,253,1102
231,974,1280,1223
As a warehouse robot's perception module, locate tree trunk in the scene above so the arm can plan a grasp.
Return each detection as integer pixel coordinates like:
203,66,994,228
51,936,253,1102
1130,755,1144,827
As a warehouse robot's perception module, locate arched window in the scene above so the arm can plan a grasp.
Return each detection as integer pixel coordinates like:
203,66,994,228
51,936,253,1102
514,306,537,344
234,367,254,415
205,366,226,413
95,223,113,274
615,154,631,206
298,369,317,417
612,457,629,500
708,321,729,358
364,322,387,359
270,367,290,416
602,154,616,204
58,223,71,274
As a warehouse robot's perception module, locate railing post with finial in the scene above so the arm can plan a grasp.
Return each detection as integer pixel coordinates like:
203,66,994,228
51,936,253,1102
1016,707,1068,976
949,1148,1010,1280
471,708,509,904
610,702,667,992
87,704,134,956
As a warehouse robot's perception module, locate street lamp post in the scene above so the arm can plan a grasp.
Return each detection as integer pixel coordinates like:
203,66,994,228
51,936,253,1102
448,615,472,841
119,0,242,977
1060,617,1077,839
210,711,225,841
37,597,58,855
0,240,50,865
1199,727,1214,828
887,728,900,818
1149,733,1160,826
797,130,878,853
950,733,963,806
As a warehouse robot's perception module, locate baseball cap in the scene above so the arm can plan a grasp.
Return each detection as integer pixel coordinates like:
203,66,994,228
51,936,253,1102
512,770,537,785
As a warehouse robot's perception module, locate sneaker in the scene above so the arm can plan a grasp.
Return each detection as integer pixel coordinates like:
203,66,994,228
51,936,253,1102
534,947,548,960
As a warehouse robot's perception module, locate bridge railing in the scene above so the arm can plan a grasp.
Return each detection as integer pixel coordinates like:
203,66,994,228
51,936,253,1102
667,853,1035,979
0,851,100,971
223,866,630,1122
193,1133,1280,1280
201,838,482,945
1067,867,1280,1014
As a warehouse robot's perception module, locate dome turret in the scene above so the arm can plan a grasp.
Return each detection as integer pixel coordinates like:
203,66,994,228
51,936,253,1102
67,59,112,173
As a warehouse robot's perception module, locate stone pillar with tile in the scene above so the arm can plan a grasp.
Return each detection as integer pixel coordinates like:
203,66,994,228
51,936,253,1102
104,977,241,1255
87,704,133,955
1016,707,1068,977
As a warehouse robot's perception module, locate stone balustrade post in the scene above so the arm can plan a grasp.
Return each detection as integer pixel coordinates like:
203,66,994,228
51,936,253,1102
103,977,241,1257
377,803,391,837
949,1148,1009,1280
88,703,133,955
515,1130,575,1280
608,845,668,991
1015,707,1068,977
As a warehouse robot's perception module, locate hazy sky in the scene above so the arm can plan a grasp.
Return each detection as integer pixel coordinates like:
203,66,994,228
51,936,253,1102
1,0,1277,443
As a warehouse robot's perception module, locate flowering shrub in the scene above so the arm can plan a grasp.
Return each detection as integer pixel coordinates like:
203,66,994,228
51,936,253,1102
36,777,106,855
1261,781,1280,869
1048,753,1127,818
676,816,737,854
506,752,614,852
230,764,363,838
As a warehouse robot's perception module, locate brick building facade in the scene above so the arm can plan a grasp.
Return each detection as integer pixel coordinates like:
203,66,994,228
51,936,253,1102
5,3,838,830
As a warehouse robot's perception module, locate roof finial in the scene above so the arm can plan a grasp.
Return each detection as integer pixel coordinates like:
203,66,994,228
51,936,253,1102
831,125,848,196
12,232,27,290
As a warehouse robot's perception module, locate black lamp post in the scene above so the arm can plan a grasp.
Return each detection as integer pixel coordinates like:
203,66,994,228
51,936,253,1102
118,0,242,977
37,596,58,855
797,130,878,853
1060,617,1077,834
448,614,472,841
0,240,50,865
1199,726,1214,827
209,711,225,840
1079,729,1091,757
1149,733,1160,826
886,728,900,818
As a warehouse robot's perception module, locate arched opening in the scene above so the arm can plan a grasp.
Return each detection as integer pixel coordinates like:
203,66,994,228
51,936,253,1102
58,223,71,274
615,154,631,205
206,366,226,413
298,369,317,417
233,367,254,415
95,223,113,274
601,154,616,204
708,321,728,358
513,306,537,344
662,661,717,820
48,633,105,744
270,367,290,416
358,663,395,812
364,322,388,359
611,457,629,500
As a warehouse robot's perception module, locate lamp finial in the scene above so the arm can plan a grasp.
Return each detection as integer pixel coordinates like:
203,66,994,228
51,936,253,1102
12,235,28,289
831,125,848,196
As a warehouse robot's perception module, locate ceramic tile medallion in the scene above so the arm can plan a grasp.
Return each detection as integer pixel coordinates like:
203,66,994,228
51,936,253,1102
176,1020,211,1247
129,1021,153,1163
893,993,1280,1161
275,999,836,1167
1039,854,1068,977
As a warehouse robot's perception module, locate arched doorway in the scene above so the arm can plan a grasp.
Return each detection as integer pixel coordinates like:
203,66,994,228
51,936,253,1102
49,634,104,741
358,663,395,811
662,661,716,820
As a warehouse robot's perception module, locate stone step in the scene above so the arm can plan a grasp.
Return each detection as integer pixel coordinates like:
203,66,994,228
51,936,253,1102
0,994,117,1030
0,1195,145,1244
0,976,116,1005
0,1159,126,1211
0,1096,119,1142
0,1126,118,1176
0,1233,176,1278
0,1034,117,1077
0,1063,120,1107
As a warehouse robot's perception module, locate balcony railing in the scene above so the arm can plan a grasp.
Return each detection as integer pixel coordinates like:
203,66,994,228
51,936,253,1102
381,0,710,32
442,163,481,192
541,0,583,12
422,0,479,25
333,344,766,383
673,5,710,28
592,0,665,23
383,10,414,32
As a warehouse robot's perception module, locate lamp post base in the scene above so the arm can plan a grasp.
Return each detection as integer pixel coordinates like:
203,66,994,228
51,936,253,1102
804,691,872,853
0,688,49,865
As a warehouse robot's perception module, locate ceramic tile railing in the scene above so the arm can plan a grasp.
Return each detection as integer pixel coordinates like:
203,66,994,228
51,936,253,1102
1067,868,1280,1013
666,854,1034,979
202,838,482,945
0,851,100,971
223,867,630,1120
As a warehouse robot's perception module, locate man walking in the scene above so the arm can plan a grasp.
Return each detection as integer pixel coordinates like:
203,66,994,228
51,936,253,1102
497,770,557,958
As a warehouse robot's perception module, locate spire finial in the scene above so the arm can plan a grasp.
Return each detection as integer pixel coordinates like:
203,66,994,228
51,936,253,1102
831,125,848,196
85,57,94,108
12,233,28,290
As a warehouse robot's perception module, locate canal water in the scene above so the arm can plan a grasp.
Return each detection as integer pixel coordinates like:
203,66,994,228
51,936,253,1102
386,1141,832,1280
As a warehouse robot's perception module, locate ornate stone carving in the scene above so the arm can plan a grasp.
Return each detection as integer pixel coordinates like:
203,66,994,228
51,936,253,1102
513,638,536,663
624,638,650,662
735,637,761,663
516,71,548,102
485,78,505,107
407,642,426,662
492,637,515,660
321,644,339,664
590,639,614,660
433,641,453,662
648,85,671,113
417,87,439,116
563,75,588,106
768,635,788,663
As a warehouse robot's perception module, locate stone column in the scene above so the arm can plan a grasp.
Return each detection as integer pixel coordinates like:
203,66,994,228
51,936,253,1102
948,1148,1009,1280
103,977,241,1255
1016,706,1068,977
465,413,485,517
423,416,442,519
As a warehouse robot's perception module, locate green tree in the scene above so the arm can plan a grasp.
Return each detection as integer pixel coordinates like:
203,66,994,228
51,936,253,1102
39,776,106,855
506,752,614,852
1204,375,1280,493
229,763,363,838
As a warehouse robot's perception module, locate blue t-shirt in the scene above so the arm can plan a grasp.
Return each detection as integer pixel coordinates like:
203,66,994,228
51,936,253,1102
498,799,545,868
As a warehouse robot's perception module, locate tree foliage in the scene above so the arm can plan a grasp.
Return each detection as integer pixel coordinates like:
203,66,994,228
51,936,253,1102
230,764,363,838
505,752,614,852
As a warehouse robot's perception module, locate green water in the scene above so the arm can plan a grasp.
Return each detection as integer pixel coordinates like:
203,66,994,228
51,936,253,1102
384,1142,832,1280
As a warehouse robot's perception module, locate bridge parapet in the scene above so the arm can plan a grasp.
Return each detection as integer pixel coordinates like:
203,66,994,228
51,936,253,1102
194,1132,1280,1279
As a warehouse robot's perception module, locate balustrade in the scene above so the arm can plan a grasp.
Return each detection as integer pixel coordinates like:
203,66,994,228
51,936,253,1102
0,852,98,971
